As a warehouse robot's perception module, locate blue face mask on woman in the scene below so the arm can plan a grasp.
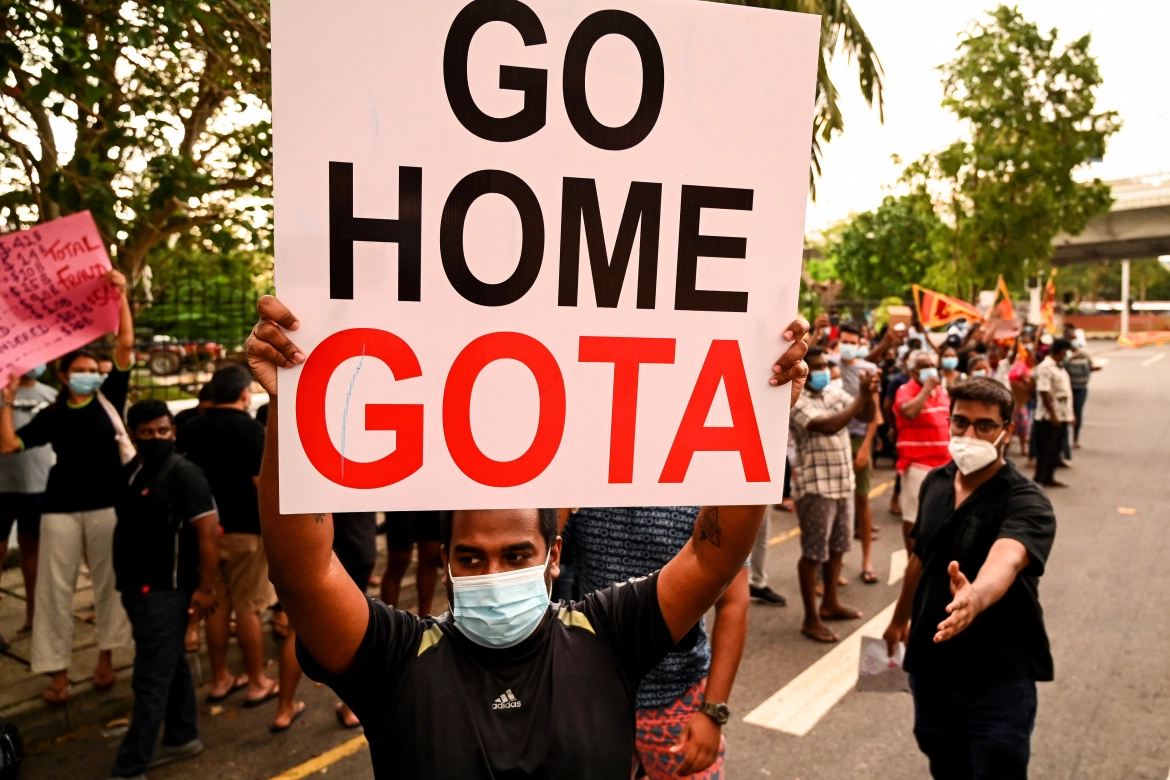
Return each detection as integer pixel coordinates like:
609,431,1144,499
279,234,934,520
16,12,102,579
67,372,107,396
24,364,46,380
450,551,551,648
808,368,832,392
941,357,959,371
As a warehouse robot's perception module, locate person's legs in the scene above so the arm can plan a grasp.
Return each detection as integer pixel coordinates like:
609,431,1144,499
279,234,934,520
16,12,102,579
821,497,861,619
205,591,238,697
902,466,928,552
749,512,769,589
272,629,307,731
795,495,835,642
82,508,132,684
17,498,41,630
415,541,443,616
1033,420,1060,484
966,679,1036,780
111,590,193,778
30,512,85,699
161,624,200,748
221,534,277,700
1072,387,1088,445
911,676,973,780
380,548,414,607
634,680,725,779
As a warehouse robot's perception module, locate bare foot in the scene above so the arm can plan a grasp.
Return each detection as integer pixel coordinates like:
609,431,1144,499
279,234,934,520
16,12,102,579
244,676,279,706
43,674,70,704
801,623,840,643
820,603,863,621
208,673,248,701
336,702,361,729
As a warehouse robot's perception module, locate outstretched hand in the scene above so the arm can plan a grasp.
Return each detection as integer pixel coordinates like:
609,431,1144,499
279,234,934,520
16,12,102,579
770,318,810,408
244,296,305,396
934,561,984,643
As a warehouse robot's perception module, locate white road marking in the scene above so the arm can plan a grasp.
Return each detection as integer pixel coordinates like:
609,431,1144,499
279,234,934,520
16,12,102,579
888,549,908,586
1141,352,1165,367
743,601,898,736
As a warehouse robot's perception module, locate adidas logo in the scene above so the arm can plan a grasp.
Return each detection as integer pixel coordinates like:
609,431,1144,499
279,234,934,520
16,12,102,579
491,689,521,710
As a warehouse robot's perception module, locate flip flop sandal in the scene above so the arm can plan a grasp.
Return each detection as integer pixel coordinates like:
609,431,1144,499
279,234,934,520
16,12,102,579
861,570,879,584
43,683,72,705
207,675,249,704
270,703,307,734
243,682,281,709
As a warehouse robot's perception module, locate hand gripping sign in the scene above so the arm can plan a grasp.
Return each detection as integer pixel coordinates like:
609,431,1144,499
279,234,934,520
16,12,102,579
272,0,819,512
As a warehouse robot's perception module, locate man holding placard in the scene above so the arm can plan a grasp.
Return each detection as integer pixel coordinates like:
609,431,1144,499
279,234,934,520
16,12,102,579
245,295,807,777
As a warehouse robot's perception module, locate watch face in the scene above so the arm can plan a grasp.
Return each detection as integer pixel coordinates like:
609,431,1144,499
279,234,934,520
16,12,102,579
702,702,730,725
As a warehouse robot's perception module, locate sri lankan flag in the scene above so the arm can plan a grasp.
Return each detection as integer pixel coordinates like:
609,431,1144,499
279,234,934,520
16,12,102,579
913,284,982,328
994,276,1016,320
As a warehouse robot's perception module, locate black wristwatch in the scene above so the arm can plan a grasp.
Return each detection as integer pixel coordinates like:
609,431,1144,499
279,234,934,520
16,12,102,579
698,700,730,726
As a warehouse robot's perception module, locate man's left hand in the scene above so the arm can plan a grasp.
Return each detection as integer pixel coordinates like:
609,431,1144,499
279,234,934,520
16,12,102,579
670,711,722,776
771,317,810,408
189,588,216,620
853,448,870,471
934,561,985,643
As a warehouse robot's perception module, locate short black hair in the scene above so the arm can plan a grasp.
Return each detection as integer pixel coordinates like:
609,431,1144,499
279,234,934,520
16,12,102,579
806,346,826,360
207,364,253,404
950,377,1014,423
838,322,861,336
127,399,173,431
440,508,559,555
1050,338,1073,354
907,338,922,350
197,383,215,402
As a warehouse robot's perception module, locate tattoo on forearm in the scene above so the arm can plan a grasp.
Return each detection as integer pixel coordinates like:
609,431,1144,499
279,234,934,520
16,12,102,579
697,508,722,547
314,513,325,525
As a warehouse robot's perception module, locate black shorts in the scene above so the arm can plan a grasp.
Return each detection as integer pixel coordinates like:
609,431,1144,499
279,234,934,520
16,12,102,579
383,511,442,552
0,493,43,540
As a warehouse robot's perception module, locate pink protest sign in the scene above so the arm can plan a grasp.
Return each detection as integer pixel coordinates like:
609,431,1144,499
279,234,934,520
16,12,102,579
0,211,121,379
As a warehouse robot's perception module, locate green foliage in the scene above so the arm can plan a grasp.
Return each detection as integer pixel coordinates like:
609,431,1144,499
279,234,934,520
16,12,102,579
0,0,272,285
704,0,883,193
902,6,1119,294
1059,259,1170,303
828,190,947,299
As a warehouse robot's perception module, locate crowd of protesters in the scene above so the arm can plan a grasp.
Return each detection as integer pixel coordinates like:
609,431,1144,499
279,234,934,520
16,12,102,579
0,283,1089,779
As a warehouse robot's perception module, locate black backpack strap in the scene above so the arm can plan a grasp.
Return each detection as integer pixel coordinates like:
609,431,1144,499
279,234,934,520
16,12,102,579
151,453,183,526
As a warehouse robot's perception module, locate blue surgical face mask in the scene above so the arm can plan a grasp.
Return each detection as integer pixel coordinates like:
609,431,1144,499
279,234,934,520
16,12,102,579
918,367,938,384
838,343,861,362
24,364,46,380
971,369,988,378
942,357,959,371
450,550,551,648
808,368,832,392
67,372,107,396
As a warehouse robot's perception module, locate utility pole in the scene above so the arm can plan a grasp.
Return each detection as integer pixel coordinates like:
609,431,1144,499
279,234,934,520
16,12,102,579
1120,259,1131,336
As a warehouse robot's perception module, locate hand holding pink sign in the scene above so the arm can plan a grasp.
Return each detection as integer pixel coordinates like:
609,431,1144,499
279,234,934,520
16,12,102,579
0,211,123,380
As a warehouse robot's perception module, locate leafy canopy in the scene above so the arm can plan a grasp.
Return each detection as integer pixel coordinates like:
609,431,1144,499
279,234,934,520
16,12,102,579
0,0,271,284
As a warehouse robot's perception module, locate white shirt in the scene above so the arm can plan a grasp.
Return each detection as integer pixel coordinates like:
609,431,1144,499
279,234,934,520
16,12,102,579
1033,357,1074,423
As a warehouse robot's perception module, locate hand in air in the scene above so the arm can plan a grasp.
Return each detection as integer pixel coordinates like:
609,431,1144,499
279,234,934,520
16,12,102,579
770,317,810,408
244,296,305,396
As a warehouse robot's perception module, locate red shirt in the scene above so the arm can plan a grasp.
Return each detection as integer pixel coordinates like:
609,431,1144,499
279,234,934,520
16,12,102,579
893,380,952,473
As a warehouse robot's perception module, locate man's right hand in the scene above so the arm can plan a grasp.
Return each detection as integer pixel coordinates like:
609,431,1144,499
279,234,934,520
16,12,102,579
245,296,305,396
923,374,941,393
883,618,909,656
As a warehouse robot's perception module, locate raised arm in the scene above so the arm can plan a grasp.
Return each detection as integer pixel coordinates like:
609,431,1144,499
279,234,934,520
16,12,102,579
899,375,940,420
806,371,878,434
104,270,135,370
246,296,370,675
656,505,765,642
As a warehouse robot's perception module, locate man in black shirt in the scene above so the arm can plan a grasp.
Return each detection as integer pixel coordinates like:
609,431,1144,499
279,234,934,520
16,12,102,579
884,378,1056,780
180,365,279,705
243,296,810,778
110,400,219,779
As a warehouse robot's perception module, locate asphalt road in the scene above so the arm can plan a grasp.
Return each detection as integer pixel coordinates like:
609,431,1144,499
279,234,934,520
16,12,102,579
21,343,1170,780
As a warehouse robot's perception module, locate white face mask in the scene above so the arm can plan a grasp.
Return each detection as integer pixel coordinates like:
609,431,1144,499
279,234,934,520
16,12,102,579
949,431,1006,475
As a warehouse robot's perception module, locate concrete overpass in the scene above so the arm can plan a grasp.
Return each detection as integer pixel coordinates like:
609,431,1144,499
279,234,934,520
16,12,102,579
1052,175,1170,333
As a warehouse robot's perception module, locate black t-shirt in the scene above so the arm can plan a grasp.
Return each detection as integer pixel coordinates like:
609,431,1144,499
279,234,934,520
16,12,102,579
179,408,264,535
113,454,217,593
15,367,130,513
297,571,696,779
905,460,1057,689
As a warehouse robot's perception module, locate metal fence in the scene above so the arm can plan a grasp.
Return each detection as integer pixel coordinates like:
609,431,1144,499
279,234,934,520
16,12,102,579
122,277,270,402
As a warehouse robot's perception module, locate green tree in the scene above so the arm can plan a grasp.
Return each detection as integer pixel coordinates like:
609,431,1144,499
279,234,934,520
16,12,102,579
706,0,884,192
0,0,271,285
827,189,947,300
903,6,1119,296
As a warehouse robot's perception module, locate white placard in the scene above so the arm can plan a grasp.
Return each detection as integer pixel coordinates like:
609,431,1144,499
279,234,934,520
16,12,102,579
272,0,819,511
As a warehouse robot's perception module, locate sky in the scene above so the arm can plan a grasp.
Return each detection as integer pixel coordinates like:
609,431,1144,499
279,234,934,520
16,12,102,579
803,0,1170,233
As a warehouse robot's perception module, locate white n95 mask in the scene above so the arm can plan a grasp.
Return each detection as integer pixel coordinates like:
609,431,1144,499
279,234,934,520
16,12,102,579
449,550,551,648
948,431,1005,475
